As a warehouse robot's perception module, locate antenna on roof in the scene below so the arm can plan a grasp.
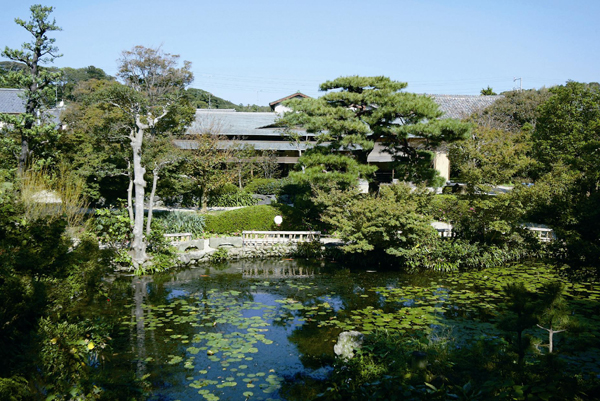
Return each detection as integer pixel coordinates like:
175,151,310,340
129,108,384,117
513,77,522,92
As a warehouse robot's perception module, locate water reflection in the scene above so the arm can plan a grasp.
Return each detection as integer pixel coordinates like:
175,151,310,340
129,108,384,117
102,260,600,400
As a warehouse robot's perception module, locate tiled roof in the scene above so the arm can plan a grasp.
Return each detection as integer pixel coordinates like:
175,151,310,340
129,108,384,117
189,110,278,136
0,88,66,125
174,139,315,152
186,94,503,139
0,88,26,114
430,94,503,120
269,92,311,109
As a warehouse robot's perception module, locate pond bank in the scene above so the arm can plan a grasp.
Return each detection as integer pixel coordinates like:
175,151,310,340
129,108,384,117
175,236,344,265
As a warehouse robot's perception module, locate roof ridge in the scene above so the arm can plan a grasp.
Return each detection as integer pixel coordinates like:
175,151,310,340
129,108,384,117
427,93,504,98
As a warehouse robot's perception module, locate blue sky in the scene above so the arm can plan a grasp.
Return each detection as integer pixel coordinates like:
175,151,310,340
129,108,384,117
1,0,598,106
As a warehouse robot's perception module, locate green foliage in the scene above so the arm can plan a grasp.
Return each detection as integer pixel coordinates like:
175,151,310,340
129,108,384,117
480,86,497,95
210,247,230,263
0,5,63,171
279,76,471,186
0,376,30,400
154,211,205,236
57,79,132,204
0,195,114,398
290,147,376,191
20,163,90,228
524,82,600,271
533,82,600,176
398,239,530,272
471,88,552,132
38,317,108,399
536,282,572,353
244,177,285,195
206,183,257,207
497,282,540,364
448,126,533,191
92,208,131,249
208,191,257,207
59,65,114,101
315,184,437,257
204,205,283,234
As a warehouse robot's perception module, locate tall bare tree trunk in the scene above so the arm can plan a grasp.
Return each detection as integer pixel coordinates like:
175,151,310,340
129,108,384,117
127,161,134,226
131,127,147,269
146,167,159,236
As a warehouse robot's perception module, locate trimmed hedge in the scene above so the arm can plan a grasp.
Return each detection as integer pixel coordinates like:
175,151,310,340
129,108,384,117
244,178,285,195
204,205,280,234
204,204,308,234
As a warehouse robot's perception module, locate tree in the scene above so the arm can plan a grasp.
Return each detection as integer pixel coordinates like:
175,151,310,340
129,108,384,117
105,46,193,269
470,88,551,133
498,282,538,365
182,129,236,211
524,81,600,271
313,184,437,258
448,126,533,191
279,76,471,187
59,79,132,204
480,86,497,95
536,282,571,353
59,65,114,101
0,4,62,173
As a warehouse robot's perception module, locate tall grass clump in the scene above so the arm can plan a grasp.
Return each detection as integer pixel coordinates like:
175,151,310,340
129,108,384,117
20,163,89,230
154,211,206,237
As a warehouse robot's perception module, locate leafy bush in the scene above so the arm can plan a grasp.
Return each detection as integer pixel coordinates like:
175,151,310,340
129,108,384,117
204,205,281,234
92,208,131,248
314,184,438,256
211,183,239,196
396,239,534,272
208,191,257,207
245,178,285,195
210,247,230,263
154,211,205,236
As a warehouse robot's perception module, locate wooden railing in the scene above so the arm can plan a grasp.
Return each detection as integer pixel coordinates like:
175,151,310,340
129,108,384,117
242,231,321,247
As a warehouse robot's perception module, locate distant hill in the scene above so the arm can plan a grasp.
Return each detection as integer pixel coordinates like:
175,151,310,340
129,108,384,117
1,64,271,112
187,88,271,112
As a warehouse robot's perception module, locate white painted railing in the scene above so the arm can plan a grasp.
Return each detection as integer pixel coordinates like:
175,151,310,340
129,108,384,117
163,233,193,243
242,231,321,247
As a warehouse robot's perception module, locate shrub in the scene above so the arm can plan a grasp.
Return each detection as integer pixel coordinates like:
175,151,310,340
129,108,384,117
204,205,281,234
208,191,257,207
210,247,230,263
210,183,239,196
92,208,131,249
245,178,284,195
154,211,205,236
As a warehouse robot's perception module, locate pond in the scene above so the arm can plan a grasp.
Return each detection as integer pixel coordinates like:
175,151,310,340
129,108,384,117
98,259,600,400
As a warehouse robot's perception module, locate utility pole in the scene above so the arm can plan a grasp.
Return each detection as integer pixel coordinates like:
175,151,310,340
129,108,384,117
513,77,522,91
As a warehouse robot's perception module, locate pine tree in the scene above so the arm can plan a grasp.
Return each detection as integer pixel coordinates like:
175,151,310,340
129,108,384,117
279,76,471,187
1,5,62,173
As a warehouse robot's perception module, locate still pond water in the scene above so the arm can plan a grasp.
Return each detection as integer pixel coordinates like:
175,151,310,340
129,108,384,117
102,259,600,400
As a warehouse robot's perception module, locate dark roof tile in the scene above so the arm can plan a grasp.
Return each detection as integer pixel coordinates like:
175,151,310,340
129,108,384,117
0,88,26,114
